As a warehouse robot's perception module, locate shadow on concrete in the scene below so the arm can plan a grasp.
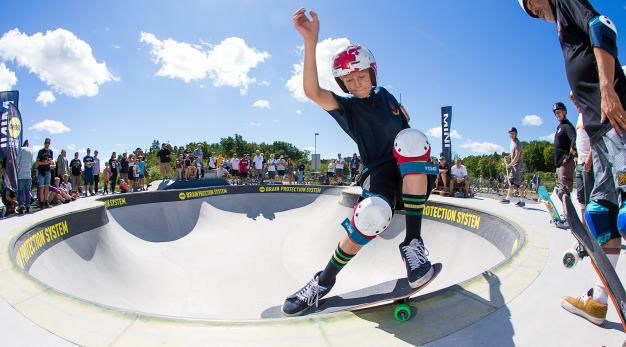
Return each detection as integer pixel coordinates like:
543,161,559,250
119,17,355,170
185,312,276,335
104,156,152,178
206,193,321,221
354,271,514,346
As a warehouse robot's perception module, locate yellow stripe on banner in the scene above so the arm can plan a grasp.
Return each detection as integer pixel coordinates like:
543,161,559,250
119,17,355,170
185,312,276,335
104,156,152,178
404,203,425,209
333,254,349,265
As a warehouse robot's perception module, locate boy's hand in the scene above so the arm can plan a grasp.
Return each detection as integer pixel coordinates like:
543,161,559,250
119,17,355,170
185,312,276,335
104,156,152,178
293,8,319,42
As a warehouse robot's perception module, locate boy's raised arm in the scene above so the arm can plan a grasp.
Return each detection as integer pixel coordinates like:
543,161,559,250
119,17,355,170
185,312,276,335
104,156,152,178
293,8,339,111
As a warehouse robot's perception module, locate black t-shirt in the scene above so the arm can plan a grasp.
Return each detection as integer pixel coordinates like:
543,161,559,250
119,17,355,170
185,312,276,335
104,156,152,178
120,158,129,173
157,148,171,163
70,158,82,176
109,159,119,174
298,164,305,172
554,118,577,167
36,148,53,172
328,87,409,170
556,0,626,142
83,155,95,174
438,161,450,176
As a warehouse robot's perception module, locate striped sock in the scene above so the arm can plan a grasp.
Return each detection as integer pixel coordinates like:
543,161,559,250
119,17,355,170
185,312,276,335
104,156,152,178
318,245,355,286
403,194,427,245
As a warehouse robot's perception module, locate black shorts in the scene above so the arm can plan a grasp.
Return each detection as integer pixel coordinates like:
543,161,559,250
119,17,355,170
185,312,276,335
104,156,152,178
359,161,433,210
278,170,285,176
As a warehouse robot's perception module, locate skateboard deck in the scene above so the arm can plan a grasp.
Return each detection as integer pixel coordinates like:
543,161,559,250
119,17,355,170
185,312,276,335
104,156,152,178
538,185,565,224
563,195,626,331
262,263,442,320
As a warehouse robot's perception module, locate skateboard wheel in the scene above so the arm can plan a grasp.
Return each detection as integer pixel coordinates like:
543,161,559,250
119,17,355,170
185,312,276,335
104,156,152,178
562,248,579,269
394,304,412,321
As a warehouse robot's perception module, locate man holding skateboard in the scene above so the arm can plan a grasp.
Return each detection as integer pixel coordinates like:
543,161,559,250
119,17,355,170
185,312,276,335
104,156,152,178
518,0,626,326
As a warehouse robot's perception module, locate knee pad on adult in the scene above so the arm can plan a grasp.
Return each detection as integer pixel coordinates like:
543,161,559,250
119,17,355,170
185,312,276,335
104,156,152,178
618,201,626,238
584,201,617,244
342,196,392,245
393,129,438,177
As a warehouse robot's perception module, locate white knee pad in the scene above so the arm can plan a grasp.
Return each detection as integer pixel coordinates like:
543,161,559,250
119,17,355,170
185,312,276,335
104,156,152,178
392,128,438,176
342,196,393,245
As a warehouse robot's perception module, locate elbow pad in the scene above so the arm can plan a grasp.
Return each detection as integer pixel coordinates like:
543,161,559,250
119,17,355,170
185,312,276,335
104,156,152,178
589,16,618,58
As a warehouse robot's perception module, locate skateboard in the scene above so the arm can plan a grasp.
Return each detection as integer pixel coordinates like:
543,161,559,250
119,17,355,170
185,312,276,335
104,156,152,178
561,195,626,331
537,185,568,228
263,263,442,321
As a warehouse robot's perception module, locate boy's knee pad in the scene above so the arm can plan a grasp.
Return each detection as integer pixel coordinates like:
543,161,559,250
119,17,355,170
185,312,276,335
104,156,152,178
585,200,618,244
342,196,392,245
393,129,438,178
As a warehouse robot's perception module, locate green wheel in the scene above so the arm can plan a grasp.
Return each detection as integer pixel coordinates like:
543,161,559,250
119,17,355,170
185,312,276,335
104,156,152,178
394,303,412,321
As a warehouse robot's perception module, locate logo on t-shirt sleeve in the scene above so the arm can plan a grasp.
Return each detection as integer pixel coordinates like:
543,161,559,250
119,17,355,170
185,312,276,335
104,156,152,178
389,101,400,116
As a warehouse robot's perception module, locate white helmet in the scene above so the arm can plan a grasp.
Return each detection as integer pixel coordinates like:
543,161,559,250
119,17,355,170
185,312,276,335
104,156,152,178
518,0,538,18
332,44,377,93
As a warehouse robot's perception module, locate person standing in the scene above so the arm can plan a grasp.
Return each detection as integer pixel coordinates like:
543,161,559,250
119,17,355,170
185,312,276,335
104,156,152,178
335,153,345,184
56,149,69,180
69,152,82,196
108,152,119,194
157,143,172,180
518,0,626,326
93,150,101,195
16,140,33,214
552,102,577,208
572,91,594,227
119,153,129,184
350,153,360,183
83,148,95,196
35,138,54,208
253,151,264,184
501,127,526,207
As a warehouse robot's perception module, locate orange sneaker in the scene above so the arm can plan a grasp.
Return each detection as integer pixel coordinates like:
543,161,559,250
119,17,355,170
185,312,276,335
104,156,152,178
561,289,607,325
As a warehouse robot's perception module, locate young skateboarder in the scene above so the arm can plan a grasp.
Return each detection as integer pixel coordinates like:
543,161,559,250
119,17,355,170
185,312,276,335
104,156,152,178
282,8,438,316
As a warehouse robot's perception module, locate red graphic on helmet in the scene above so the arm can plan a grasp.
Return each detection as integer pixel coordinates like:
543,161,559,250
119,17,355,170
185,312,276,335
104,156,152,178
333,46,362,72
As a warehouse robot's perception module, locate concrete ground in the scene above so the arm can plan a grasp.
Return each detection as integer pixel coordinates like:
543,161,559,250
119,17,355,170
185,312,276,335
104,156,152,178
0,186,624,346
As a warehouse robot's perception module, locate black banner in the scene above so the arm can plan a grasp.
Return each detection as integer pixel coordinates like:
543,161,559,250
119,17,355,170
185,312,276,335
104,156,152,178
0,91,20,164
441,106,452,163
2,103,22,191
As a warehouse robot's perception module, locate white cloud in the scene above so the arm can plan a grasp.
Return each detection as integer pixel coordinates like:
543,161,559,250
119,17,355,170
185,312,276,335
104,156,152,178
260,80,270,86
29,119,71,134
296,110,302,114
67,144,76,151
460,141,505,154
539,132,555,141
522,114,543,126
0,62,17,90
35,90,56,106
286,37,350,102
0,28,117,97
252,99,270,109
246,121,261,127
426,126,462,139
140,32,270,94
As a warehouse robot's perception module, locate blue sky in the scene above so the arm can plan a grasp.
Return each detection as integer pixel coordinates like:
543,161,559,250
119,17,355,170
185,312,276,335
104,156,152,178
0,1,624,160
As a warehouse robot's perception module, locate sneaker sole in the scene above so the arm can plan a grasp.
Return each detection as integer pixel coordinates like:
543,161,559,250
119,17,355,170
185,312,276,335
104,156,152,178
409,266,434,289
280,305,311,317
560,298,605,325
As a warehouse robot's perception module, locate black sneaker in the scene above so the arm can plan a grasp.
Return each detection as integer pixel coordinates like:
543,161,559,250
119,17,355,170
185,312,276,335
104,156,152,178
515,200,526,207
500,198,510,204
281,271,334,316
400,239,434,288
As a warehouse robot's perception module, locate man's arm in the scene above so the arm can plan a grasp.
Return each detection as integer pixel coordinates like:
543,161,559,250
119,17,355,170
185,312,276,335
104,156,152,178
293,8,339,111
594,48,626,135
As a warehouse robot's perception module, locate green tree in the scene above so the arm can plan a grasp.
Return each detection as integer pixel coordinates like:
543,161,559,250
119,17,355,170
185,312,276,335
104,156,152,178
149,140,160,153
